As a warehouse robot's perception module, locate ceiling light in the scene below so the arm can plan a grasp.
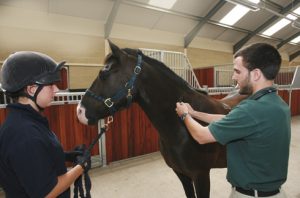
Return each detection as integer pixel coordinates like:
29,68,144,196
262,9,300,35
225,0,260,11
287,14,297,20
290,35,300,43
293,6,300,15
291,6,300,30
262,18,291,36
220,5,250,26
148,0,177,9
292,18,300,29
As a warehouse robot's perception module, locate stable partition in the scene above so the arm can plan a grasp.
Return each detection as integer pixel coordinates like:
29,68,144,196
194,65,300,116
104,104,159,163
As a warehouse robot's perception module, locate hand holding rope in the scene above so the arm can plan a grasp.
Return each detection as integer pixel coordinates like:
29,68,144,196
73,116,113,198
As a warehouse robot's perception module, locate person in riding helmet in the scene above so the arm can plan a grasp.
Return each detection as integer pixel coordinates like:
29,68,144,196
0,51,91,198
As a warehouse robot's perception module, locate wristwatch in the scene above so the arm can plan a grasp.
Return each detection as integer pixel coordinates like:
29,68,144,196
180,113,189,121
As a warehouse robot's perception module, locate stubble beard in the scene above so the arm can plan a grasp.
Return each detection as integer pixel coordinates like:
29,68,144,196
238,75,253,95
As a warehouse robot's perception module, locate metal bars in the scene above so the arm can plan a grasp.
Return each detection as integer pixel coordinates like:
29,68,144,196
140,48,201,89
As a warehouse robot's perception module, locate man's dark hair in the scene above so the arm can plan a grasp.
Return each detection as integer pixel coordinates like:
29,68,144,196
234,43,281,80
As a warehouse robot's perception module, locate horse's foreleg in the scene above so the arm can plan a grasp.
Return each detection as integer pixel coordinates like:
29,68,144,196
173,170,196,198
193,170,211,198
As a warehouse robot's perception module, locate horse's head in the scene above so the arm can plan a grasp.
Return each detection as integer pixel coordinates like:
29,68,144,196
77,40,142,125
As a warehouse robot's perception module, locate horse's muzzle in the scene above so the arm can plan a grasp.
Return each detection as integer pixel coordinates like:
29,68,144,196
76,103,88,125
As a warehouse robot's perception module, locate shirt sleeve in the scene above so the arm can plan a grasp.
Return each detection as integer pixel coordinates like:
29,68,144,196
208,103,259,145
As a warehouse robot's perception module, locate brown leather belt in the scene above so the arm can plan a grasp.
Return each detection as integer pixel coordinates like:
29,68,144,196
235,186,280,197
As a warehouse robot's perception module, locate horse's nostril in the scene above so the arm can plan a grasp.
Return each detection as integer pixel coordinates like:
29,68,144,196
77,104,83,115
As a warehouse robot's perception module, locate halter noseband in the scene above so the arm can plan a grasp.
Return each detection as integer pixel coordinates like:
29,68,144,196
85,52,142,115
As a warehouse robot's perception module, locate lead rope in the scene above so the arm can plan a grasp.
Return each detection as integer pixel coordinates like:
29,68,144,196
73,116,114,198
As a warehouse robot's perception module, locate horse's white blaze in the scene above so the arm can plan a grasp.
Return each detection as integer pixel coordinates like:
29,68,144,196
76,103,88,125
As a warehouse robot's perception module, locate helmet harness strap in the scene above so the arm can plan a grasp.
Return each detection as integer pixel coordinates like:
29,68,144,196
33,85,45,111
24,84,45,112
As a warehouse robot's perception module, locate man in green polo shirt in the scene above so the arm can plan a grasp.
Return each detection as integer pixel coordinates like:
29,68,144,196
176,43,290,198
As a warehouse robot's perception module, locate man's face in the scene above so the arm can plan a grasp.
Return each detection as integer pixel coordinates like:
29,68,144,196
232,56,253,95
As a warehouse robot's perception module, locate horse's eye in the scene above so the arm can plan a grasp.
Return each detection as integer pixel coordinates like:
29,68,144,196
99,64,112,80
103,64,111,71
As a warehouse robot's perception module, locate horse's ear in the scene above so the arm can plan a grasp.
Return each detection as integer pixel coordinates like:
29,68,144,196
107,39,127,59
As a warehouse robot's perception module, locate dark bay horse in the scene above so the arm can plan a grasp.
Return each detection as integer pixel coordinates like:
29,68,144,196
77,41,245,198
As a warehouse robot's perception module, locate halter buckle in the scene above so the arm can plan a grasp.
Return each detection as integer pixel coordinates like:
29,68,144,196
134,66,141,74
127,89,132,99
104,98,114,108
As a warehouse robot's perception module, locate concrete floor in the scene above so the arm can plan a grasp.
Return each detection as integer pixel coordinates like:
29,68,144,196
82,115,300,198
0,116,299,197
85,151,229,198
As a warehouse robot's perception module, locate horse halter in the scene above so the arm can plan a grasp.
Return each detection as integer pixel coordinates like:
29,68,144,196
85,52,142,115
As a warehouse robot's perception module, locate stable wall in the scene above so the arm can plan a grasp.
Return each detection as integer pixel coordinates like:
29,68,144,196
1,30,298,90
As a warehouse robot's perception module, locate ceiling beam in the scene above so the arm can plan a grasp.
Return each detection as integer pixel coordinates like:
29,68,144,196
104,0,122,39
123,0,291,42
124,0,251,34
277,32,300,49
233,0,300,53
289,50,300,62
122,0,300,48
184,0,226,48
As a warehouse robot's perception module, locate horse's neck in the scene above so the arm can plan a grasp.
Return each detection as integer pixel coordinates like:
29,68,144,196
135,65,216,130
219,90,249,109
136,65,191,110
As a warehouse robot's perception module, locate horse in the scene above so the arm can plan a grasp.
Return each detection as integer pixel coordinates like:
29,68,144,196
76,40,246,198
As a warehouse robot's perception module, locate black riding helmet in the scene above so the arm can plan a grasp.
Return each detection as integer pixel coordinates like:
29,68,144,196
0,51,65,93
0,51,65,110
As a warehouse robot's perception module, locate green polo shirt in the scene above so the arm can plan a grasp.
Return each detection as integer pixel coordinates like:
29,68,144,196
209,87,291,191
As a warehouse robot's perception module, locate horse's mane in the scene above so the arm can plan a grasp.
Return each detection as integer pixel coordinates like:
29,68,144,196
195,88,208,95
123,48,193,89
